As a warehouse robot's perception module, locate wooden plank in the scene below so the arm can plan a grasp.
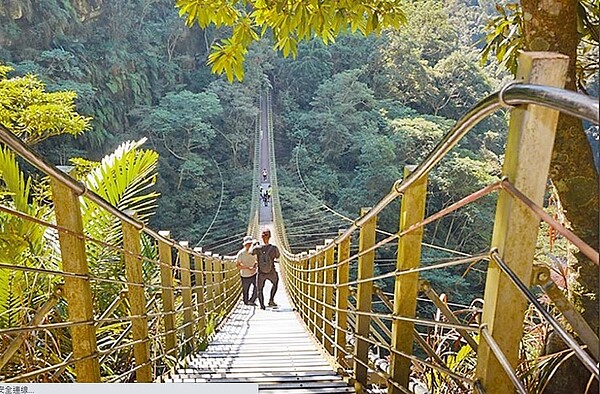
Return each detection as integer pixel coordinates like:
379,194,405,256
168,264,354,393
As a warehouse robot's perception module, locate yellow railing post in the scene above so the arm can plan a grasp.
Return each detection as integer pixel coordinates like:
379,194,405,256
178,242,194,352
324,240,335,356
301,253,309,319
335,235,351,368
476,52,569,392
354,207,377,388
308,252,317,335
205,252,215,314
157,231,177,357
193,248,206,342
215,255,225,311
388,166,428,393
121,213,152,382
315,246,325,344
50,178,101,382
225,258,238,311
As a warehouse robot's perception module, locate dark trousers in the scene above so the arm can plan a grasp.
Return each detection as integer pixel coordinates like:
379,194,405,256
257,270,279,307
241,274,257,304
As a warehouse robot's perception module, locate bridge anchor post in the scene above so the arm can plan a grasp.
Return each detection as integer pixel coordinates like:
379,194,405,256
475,51,569,392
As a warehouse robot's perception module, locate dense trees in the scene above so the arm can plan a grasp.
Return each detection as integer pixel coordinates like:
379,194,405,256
0,0,597,389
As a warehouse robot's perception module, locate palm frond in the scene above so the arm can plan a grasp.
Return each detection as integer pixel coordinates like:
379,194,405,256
79,138,159,227
0,146,50,324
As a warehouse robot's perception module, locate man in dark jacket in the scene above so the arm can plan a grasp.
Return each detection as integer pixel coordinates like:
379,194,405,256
252,228,280,309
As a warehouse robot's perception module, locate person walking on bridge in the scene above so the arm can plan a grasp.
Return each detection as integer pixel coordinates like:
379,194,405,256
236,236,258,306
252,228,280,309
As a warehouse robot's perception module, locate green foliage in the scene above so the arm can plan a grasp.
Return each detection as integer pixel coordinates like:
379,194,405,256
0,64,91,145
480,3,523,75
366,1,496,119
0,146,50,327
176,0,407,81
480,1,599,88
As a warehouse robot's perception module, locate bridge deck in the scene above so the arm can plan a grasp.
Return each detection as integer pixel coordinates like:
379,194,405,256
168,267,355,393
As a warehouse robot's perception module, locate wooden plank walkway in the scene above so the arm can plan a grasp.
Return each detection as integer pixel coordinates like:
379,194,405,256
168,267,355,393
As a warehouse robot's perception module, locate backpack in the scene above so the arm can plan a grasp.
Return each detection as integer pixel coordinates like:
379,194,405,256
258,245,273,274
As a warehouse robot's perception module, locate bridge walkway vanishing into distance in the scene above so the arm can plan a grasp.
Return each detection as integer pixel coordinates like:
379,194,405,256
0,52,598,393
166,91,354,393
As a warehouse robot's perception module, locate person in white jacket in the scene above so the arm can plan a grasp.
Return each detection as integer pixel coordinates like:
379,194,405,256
236,236,258,306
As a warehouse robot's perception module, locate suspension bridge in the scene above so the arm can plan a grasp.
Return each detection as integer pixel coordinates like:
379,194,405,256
0,52,598,393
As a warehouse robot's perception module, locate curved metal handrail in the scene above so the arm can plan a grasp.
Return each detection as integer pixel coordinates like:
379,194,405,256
279,83,599,261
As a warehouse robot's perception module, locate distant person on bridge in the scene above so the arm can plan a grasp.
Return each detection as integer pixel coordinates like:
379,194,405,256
252,228,280,309
236,236,258,306
262,168,268,182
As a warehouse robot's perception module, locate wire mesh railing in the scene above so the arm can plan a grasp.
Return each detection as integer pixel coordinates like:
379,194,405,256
276,52,599,393
0,128,241,382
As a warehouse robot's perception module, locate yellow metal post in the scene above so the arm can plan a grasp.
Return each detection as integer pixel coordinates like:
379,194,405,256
388,166,428,393
476,52,569,392
50,177,101,382
308,253,317,335
179,242,194,351
193,248,206,342
157,231,177,357
121,213,152,382
301,253,309,319
294,260,301,306
324,240,335,355
335,235,351,367
215,255,225,311
315,246,324,344
354,208,377,387
205,253,215,314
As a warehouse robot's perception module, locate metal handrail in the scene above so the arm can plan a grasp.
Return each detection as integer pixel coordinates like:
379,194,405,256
0,118,240,381
280,81,599,393
279,83,599,261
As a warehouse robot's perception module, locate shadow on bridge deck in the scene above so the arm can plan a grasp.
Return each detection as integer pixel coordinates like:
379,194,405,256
168,265,355,393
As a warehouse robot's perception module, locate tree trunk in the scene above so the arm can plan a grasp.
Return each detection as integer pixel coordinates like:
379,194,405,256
520,1,598,392
521,0,599,330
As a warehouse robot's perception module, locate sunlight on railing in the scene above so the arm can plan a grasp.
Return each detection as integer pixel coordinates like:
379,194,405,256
0,135,241,383
277,52,599,394
0,51,598,394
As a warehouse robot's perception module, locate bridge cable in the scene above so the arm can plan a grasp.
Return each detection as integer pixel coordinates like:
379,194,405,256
195,157,225,247
294,142,473,257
